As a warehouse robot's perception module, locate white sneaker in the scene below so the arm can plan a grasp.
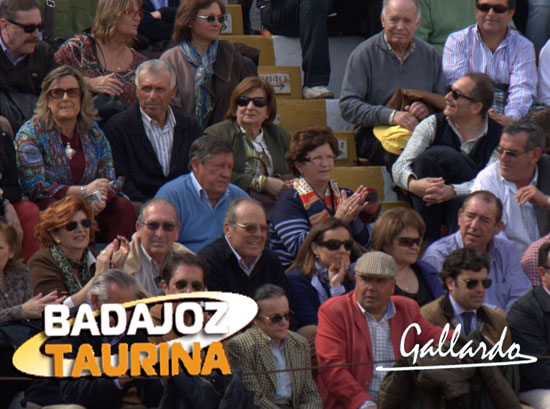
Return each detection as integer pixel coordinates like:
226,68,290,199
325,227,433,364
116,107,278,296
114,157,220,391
303,86,334,99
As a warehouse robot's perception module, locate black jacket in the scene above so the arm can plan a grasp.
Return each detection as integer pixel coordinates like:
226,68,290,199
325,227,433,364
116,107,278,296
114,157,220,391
104,102,201,202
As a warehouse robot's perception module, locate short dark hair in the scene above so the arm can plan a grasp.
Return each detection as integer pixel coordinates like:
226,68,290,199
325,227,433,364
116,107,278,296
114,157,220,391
461,190,503,223
528,108,550,153
253,284,287,315
538,242,550,268
225,77,277,125
188,134,233,170
137,198,180,225
439,248,489,291
161,252,208,285
476,0,516,10
285,126,339,177
463,72,494,116
0,0,39,20
503,119,546,152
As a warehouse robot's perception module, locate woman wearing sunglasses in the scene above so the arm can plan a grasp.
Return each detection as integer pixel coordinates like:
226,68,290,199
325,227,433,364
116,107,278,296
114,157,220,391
54,0,146,108
29,195,129,309
371,207,443,306
204,77,290,216
15,65,136,243
160,0,255,128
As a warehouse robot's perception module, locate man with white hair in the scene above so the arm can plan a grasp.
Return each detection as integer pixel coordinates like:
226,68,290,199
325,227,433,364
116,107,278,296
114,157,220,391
104,59,201,203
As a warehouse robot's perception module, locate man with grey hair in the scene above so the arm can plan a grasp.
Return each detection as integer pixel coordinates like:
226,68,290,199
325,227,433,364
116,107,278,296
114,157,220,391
155,135,249,252
339,0,445,167
198,197,288,296
123,198,193,296
315,251,449,408
104,58,201,203
473,120,550,254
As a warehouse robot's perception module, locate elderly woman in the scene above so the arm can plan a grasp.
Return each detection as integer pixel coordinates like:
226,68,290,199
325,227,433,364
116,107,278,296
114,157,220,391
204,77,290,215
15,65,136,242
29,195,129,309
270,126,380,267
160,0,255,128
55,0,146,105
287,217,355,329
371,207,443,306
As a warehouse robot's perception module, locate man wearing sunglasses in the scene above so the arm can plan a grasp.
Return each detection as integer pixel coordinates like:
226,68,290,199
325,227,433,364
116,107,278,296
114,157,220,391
199,198,289,298
393,72,502,244
422,190,531,312
226,284,323,409
442,0,536,127
123,198,193,296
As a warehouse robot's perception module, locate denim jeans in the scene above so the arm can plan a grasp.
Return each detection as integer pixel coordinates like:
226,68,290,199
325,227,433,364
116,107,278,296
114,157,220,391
526,0,550,51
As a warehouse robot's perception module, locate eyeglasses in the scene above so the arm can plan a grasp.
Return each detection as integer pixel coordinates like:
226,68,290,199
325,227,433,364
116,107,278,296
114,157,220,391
65,219,92,231
450,89,477,103
261,311,294,324
495,146,528,158
396,236,422,248
49,88,81,99
123,9,145,19
476,3,510,13
174,279,204,291
235,223,269,233
6,19,43,33
144,222,177,232
236,96,267,108
303,155,336,164
196,14,226,24
316,239,353,251
459,277,493,290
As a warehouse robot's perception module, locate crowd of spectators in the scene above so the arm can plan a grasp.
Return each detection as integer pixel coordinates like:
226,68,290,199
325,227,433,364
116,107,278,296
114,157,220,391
2,0,550,407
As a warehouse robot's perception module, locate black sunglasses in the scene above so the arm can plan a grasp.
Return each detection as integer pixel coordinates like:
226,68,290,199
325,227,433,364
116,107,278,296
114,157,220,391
450,89,477,103
316,239,353,251
49,88,82,99
261,311,294,325
65,219,92,231
196,14,226,24
7,19,43,33
476,3,509,13
236,96,267,108
459,278,493,290
397,236,422,248
174,279,204,291
144,222,177,232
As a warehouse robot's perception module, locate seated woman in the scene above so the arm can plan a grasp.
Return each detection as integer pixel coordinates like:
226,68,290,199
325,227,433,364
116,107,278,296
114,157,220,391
270,126,380,267
204,77,290,216
15,65,136,242
161,0,255,128
29,195,129,308
55,0,146,108
287,217,355,329
371,207,443,306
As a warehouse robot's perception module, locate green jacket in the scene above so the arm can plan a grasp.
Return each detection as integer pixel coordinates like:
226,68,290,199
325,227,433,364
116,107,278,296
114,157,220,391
40,0,97,38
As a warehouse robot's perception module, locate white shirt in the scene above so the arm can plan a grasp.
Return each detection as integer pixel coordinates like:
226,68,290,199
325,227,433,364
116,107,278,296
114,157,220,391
140,106,176,177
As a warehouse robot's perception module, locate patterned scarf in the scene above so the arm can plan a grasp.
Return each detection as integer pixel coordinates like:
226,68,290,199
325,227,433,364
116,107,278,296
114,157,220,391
180,40,218,128
50,244,92,295
293,177,342,227
314,260,331,291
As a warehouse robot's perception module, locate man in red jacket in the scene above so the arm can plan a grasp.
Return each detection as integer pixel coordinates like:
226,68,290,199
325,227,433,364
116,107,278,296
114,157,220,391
315,251,449,409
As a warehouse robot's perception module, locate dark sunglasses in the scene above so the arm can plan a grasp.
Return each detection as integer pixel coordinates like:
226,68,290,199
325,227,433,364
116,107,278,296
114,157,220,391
397,237,422,248
49,88,81,99
144,222,177,232
196,14,226,24
7,19,42,33
459,277,493,290
450,89,477,103
236,96,267,108
65,219,92,231
317,239,353,251
174,279,204,291
236,223,269,233
476,3,509,13
495,146,528,158
261,311,294,325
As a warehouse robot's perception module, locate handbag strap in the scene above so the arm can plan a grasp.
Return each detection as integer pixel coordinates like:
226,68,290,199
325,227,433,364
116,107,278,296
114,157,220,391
86,34,107,76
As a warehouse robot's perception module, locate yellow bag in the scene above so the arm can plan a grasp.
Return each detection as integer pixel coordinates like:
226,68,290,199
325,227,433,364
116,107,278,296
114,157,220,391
372,125,412,155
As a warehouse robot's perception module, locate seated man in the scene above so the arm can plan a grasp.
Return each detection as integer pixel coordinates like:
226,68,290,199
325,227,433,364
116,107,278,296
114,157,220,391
199,198,289,297
105,59,201,203
339,0,445,166
521,233,550,286
392,72,501,242
443,0,537,127
155,135,248,252
124,198,192,296
422,190,531,312
316,251,450,408
507,241,550,409
226,284,323,409
473,120,550,255
138,0,180,44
